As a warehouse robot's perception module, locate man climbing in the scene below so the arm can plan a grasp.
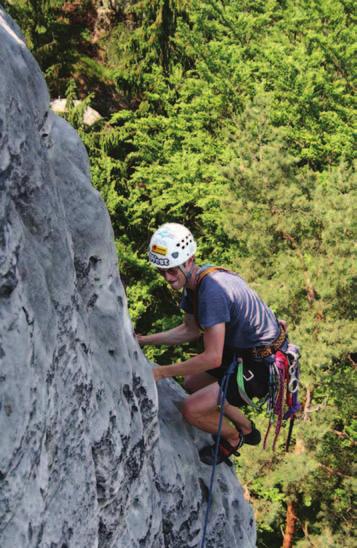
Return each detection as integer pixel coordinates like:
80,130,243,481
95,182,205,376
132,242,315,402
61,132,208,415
137,223,288,465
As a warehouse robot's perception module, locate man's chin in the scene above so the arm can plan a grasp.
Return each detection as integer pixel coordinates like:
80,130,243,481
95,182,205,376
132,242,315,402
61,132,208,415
170,282,181,290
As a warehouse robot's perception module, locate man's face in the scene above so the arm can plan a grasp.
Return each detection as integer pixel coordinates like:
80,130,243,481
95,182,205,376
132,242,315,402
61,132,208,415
158,265,186,290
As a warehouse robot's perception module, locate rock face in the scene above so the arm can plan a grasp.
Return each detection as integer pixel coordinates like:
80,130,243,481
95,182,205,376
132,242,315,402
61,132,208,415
0,8,256,548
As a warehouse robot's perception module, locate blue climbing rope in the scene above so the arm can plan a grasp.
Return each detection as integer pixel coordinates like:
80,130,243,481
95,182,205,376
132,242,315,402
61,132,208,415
200,357,238,548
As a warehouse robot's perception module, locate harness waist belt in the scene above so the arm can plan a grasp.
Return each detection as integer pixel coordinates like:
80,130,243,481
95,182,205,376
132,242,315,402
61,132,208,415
237,326,286,358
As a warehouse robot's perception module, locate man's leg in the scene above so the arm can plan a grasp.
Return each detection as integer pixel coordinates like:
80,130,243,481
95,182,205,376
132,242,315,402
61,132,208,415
183,372,217,394
181,383,241,447
223,400,253,435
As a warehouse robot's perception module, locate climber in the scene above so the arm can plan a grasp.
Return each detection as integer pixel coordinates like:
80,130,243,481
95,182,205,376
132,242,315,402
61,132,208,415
137,223,288,465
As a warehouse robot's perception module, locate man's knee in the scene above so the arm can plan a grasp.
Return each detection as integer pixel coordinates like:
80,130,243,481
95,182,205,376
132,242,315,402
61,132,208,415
181,397,199,422
183,375,196,394
183,372,216,394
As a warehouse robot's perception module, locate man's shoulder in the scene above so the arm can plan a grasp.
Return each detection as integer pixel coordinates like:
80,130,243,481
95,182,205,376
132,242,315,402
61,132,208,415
199,268,241,288
198,269,238,296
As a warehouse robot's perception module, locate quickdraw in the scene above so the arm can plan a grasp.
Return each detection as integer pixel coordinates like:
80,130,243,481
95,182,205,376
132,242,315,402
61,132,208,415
263,343,301,451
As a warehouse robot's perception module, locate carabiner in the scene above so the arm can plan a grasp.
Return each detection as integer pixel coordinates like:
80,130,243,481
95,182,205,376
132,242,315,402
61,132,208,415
288,377,299,393
243,369,254,382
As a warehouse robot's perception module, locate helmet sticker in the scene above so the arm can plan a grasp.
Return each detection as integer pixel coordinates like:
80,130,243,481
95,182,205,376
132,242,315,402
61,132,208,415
151,244,167,256
157,229,174,239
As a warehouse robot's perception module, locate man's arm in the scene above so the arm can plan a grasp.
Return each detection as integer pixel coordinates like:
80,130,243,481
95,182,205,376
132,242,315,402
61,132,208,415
137,313,201,346
153,322,225,381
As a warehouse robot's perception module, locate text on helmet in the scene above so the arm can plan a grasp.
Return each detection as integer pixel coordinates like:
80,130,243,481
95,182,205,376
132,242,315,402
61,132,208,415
149,252,170,266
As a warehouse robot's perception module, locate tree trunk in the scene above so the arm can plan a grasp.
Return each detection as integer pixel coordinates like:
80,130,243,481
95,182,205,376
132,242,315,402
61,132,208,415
282,389,311,546
282,500,297,548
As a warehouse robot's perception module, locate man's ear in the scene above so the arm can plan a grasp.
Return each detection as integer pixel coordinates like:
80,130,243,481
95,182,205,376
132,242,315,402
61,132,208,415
186,256,195,269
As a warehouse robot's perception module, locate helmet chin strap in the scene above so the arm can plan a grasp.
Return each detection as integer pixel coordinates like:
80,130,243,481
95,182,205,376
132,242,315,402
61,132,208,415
178,261,194,287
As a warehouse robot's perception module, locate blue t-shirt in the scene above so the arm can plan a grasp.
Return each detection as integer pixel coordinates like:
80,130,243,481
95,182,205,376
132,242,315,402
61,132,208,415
180,268,279,349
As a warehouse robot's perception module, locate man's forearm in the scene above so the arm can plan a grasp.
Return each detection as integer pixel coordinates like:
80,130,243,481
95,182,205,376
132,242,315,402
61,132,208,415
140,323,200,346
154,351,220,380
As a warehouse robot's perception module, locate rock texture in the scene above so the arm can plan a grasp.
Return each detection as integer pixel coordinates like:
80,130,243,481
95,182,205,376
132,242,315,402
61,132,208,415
0,8,256,548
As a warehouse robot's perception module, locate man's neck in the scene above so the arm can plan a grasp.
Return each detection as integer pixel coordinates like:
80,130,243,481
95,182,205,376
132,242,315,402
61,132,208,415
185,264,200,291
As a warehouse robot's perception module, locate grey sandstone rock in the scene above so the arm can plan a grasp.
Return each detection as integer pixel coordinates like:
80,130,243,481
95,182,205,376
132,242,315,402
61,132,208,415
0,8,256,548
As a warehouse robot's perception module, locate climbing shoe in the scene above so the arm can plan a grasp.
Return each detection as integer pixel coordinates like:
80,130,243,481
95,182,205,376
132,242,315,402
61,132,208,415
242,422,261,446
199,436,243,466
212,422,261,447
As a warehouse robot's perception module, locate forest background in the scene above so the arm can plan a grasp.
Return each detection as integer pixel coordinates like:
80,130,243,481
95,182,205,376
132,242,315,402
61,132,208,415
4,1,356,546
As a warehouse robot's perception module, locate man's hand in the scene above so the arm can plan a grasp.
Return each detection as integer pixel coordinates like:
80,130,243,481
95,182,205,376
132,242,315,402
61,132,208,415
135,333,146,346
279,319,288,332
135,315,200,348
151,323,225,382
153,366,166,382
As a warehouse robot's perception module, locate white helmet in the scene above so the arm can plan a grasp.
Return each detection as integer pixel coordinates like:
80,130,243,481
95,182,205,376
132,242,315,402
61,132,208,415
148,223,197,269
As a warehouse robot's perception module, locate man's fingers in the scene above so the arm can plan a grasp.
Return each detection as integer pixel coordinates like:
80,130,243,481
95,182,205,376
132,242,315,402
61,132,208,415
153,366,162,382
279,319,288,332
135,333,145,346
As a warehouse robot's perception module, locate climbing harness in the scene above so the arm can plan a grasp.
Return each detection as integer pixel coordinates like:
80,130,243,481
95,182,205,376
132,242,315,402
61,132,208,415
236,360,268,412
200,358,237,548
236,347,301,450
251,326,287,358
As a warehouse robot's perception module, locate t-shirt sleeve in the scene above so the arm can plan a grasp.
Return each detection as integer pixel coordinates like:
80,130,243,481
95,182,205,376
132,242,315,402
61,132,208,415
198,277,231,328
180,288,194,314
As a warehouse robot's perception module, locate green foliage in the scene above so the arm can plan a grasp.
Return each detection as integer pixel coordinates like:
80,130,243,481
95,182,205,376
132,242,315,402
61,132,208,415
3,0,112,103
9,0,356,544
223,90,355,545
223,94,356,366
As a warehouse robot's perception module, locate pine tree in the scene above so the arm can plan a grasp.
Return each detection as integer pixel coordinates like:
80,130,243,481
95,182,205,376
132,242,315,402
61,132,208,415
223,92,356,546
